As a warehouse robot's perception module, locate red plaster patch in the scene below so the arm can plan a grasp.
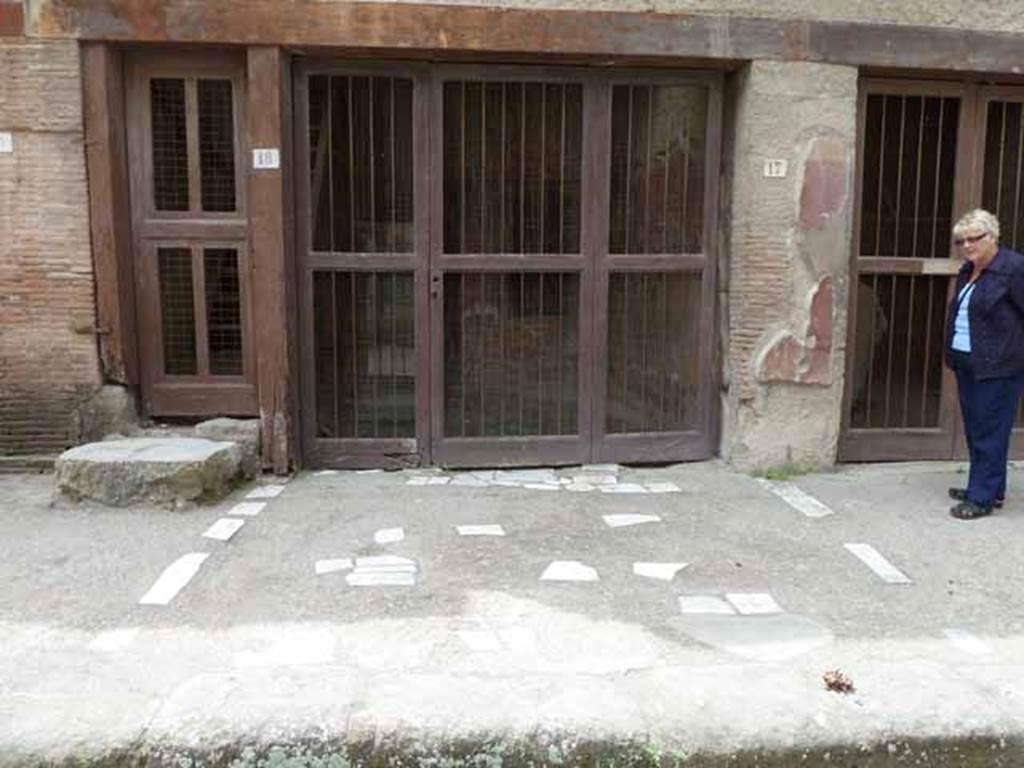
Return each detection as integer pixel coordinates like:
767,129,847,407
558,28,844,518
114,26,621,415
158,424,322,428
800,138,848,231
756,276,835,385
0,1,24,37
807,276,834,350
759,333,802,382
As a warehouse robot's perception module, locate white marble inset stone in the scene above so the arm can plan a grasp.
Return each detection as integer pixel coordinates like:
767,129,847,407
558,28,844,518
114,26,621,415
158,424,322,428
456,524,506,536
573,474,616,486
540,560,599,582
600,483,648,494
678,595,736,615
88,628,140,652
725,592,783,615
633,562,688,581
355,555,417,571
314,469,338,476
139,553,210,606
346,571,416,587
495,468,558,484
458,630,502,652
943,628,993,655
565,482,596,492
202,517,246,541
406,476,430,486
451,474,489,487
228,502,265,517
582,464,621,473
603,513,661,528
524,482,561,491
374,527,405,544
356,469,383,474
426,476,451,486
646,482,682,494
757,478,834,518
246,484,285,499
315,558,354,575
844,542,912,584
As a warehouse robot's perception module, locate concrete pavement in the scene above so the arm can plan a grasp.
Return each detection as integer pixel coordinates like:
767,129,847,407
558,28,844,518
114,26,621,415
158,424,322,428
2,460,1023,767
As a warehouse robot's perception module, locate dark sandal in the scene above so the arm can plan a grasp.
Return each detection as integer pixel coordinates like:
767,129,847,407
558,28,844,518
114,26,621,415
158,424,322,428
948,488,1004,508
950,500,993,520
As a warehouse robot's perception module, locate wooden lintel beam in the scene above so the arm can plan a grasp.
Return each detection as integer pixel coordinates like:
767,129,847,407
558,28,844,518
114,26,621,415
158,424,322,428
30,1,1024,75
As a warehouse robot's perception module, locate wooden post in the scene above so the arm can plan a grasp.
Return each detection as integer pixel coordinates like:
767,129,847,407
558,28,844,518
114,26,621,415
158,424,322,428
82,42,138,386
247,46,295,473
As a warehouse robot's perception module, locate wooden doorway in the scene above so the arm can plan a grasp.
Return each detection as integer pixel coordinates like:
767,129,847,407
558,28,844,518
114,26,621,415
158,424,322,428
295,62,721,468
840,79,1024,461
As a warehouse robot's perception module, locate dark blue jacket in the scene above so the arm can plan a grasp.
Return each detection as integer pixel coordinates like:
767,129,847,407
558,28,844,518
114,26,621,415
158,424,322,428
945,246,1024,379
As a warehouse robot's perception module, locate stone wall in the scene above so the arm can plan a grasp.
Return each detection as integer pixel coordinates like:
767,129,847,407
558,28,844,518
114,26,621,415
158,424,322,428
721,61,857,471
0,38,102,454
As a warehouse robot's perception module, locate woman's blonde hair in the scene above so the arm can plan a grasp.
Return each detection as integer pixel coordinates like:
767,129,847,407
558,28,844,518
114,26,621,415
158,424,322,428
953,208,1000,241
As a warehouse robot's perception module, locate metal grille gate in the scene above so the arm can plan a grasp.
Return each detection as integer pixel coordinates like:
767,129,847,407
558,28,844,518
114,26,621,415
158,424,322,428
296,63,721,468
841,80,1024,461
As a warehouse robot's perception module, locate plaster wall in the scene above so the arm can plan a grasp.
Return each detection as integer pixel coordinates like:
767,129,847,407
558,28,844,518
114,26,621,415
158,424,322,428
721,61,857,472
0,39,102,454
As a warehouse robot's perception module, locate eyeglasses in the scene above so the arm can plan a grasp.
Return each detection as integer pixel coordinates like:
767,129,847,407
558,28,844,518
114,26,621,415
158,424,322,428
954,233,989,247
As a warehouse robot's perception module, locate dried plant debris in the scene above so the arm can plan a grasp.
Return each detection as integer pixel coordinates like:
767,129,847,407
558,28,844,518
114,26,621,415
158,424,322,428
823,669,855,694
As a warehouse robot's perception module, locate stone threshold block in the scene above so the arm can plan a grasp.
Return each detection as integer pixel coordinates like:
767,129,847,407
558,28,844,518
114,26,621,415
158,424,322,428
54,437,244,507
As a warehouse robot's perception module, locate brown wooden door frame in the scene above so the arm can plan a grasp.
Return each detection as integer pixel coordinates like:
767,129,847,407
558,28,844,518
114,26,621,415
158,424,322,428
293,60,432,468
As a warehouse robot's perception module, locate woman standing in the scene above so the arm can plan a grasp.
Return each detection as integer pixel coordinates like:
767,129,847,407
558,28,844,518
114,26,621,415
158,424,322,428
945,209,1024,520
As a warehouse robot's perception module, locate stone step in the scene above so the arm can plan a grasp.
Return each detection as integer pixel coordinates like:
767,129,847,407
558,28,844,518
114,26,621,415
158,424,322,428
54,437,246,507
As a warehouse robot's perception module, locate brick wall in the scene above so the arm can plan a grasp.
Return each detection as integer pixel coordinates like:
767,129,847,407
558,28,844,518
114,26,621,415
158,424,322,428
0,39,102,454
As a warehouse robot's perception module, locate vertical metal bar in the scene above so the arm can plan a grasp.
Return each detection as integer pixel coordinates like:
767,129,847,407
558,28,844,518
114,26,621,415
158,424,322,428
644,85,654,254
460,272,467,435
929,98,945,259
461,81,467,254
332,273,340,437
902,276,915,427
499,273,506,434
347,77,356,252
518,273,525,433
371,272,379,436
501,82,506,254
350,272,359,435
391,272,398,437
639,273,649,431
680,122,690,252
1013,104,1024,249
883,274,898,426
893,96,906,255
866,274,879,427
921,276,935,425
620,274,630,430
479,273,485,437
520,85,526,253
369,78,376,252
659,273,668,430
390,78,397,254
911,97,926,258
997,101,1009,216
662,110,671,254
874,95,888,257
540,85,547,253
556,272,564,433
481,82,487,253
559,84,566,255
538,272,545,434
625,87,633,253
326,77,336,256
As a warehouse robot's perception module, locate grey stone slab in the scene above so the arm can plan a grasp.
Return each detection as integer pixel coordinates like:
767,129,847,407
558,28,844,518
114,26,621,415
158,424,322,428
672,613,834,661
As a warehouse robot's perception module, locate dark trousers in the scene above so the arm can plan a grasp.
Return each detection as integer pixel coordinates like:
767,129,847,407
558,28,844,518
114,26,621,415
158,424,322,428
953,361,1024,506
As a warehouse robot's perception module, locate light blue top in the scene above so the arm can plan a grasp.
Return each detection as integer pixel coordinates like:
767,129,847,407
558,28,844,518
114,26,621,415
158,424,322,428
951,282,976,352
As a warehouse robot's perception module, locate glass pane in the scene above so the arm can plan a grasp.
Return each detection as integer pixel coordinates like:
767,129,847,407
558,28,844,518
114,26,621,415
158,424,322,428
444,272,579,437
443,81,583,254
312,271,416,438
150,78,189,211
309,76,414,254
849,274,946,429
610,85,707,254
203,248,243,376
198,79,237,213
859,93,959,258
606,272,701,433
157,247,197,375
